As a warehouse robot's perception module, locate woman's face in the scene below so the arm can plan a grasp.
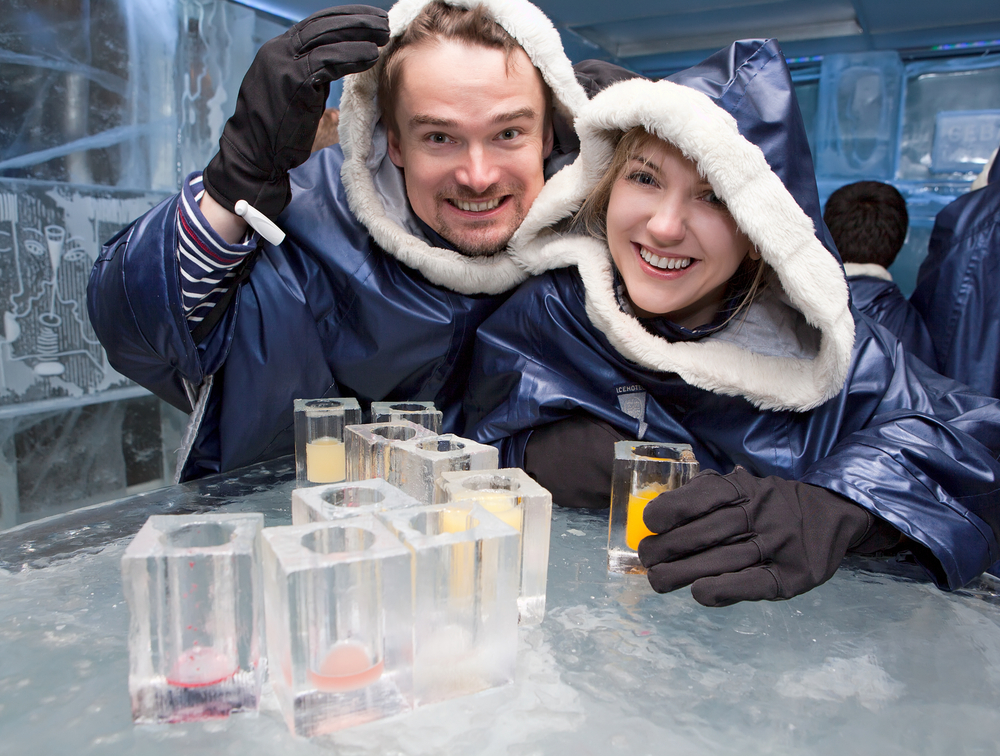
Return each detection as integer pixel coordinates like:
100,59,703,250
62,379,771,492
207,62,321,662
606,139,753,329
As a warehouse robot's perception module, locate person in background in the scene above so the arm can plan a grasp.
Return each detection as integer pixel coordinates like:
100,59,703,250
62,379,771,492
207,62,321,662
87,0,610,480
464,41,1000,607
823,180,937,368
311,108,340,152
910,145,1000,398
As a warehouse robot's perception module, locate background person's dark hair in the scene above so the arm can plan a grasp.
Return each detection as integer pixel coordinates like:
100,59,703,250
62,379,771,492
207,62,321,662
823,181,908,268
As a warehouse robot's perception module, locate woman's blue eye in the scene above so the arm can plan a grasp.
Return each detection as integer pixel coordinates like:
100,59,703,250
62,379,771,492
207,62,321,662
703,190,725,206
627,171,657,186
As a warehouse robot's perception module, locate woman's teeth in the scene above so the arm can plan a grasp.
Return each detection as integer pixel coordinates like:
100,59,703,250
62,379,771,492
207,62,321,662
640,247,692,270
455,197,501,212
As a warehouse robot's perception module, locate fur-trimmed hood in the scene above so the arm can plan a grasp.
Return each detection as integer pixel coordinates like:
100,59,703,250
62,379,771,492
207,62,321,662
511,51,855,412
337,0,588,295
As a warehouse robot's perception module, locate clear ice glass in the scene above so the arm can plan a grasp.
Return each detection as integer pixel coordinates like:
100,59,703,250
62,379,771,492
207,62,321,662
434,469,550,625
291,478,422,525
393,434,499,504
120,513,265,724
607,441,699,574
344,420,435,484
369,401,443,433
380,503,520,706
293,398,363,487
261,516,413,736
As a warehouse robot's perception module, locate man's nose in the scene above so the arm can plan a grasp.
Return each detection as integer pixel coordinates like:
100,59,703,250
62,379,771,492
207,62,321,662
454,145,502,194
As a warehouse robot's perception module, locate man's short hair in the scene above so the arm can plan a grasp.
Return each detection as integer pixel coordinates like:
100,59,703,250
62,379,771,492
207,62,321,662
824,181,909,268
376,1,549,135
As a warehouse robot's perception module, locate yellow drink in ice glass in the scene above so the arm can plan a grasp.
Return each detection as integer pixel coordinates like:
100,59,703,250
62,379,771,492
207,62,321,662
306,436,346,483
626,486,666,550
474,491,523,533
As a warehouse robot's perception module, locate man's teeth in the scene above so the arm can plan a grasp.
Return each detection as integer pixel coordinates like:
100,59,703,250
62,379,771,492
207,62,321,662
640,247,692,270
455,197,502,212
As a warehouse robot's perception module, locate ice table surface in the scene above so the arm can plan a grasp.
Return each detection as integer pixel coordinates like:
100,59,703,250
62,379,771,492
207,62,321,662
2,456,1000,755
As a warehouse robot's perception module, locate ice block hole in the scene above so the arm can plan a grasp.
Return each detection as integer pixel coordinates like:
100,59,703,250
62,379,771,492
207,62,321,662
411,509,479,535
631,444,697,463
372,425,419,442
389,403,427,411
163,522,235,549
459,474,520,493
320,486,385,509
418,438,465,453
304,399,344,412
302,526,376,554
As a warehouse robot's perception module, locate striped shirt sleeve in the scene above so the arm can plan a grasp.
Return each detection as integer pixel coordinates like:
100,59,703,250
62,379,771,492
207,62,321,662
176,172,258,326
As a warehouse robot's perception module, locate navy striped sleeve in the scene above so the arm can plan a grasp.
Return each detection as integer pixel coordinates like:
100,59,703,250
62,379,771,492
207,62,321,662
176,173,258,325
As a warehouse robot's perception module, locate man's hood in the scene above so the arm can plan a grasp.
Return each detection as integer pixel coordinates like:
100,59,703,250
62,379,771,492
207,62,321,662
338,0,588,295
512,40,855,412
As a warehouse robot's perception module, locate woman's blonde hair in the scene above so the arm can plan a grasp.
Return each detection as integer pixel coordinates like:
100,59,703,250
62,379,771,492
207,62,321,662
572,126,768,325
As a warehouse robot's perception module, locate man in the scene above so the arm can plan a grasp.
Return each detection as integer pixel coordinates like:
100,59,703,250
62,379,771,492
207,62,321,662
87,0,595,480
823,180,937,368
910,147,1000,398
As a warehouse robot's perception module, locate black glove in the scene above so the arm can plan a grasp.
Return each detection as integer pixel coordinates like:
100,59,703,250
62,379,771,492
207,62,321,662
203,5,390,219
524,414,630,509
637,467,875,607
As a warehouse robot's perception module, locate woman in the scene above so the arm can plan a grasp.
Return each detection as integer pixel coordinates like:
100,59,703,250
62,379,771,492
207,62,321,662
464,42,1000,607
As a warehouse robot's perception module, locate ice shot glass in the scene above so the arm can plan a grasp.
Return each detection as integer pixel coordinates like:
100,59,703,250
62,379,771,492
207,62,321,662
294,398,363,487
435,469,552,625
262,516,413,736
380,502,520,706
369,401,443,433
121,513,265,724
292,478,422,525
607,441,699,574
344,420,435,484
393,433,499,504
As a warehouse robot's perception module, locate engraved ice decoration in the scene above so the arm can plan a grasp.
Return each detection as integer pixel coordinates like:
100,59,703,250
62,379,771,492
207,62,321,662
393,433,499,504
435,469,552,625
607,441,699,574
261,517,414,736
381,502,520,706
369,401,443,434
294,398,363,487
120,513,265,724
291,478,422,526
344,420,435,484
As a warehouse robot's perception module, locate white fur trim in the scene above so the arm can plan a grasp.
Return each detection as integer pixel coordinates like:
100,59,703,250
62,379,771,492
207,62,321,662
337,0,588,295
516,79,855,412
844,262,893,281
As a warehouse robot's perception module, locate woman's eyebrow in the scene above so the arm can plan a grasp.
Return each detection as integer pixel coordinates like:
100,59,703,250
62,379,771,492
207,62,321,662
627,154,661,173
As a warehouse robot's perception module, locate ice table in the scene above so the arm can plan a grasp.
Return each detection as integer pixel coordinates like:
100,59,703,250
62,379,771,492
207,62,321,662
2,456,1000,754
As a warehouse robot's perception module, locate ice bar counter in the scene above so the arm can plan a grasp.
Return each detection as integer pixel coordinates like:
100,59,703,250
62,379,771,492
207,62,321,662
4,456,1000,754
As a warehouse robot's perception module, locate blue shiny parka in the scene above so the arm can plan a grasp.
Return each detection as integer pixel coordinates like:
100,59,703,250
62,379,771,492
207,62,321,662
465,40,1000,591
86,0,591,480
910,154,1000,398
843,267,938,368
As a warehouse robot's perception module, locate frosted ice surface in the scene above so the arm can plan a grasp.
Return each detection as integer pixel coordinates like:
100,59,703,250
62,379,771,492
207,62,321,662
4,460,1000,753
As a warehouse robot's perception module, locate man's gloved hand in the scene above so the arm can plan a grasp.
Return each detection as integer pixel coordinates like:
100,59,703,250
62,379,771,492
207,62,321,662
636,467,874,607
203,5,390,219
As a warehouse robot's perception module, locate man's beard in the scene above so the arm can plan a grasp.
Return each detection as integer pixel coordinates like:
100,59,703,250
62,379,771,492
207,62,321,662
433,188,528,258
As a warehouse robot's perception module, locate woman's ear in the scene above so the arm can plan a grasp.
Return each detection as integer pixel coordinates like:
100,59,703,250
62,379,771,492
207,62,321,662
748,246,762,261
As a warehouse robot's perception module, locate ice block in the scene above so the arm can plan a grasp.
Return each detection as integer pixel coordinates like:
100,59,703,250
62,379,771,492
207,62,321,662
393,434,499,504
261,517,414,736
369,401,443,433
291,478,422,525
435,469,552,625
380,503,520,706
607,441,699,574
344,420,434,484
294,398,363,487
120,513,265,724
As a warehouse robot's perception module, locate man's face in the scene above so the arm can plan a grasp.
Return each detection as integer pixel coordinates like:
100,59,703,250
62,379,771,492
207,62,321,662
386,40,554,257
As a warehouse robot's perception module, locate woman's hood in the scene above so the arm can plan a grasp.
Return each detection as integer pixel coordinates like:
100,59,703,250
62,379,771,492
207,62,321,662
512,41,855,412
337,0,588,295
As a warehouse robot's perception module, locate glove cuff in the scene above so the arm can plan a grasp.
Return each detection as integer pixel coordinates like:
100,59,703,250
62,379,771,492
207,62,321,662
203,140,294,221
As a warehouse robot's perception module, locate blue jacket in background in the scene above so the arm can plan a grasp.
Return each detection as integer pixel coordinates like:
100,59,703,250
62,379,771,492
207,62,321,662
910,160,1000,398
464,40,1000,591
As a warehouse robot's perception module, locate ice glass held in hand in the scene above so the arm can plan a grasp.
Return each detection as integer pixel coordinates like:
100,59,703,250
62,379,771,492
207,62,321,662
607,442,699,574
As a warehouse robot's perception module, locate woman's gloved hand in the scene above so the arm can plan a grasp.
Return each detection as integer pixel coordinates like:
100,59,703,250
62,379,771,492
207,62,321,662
637,467,879,607
203,5,390,219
